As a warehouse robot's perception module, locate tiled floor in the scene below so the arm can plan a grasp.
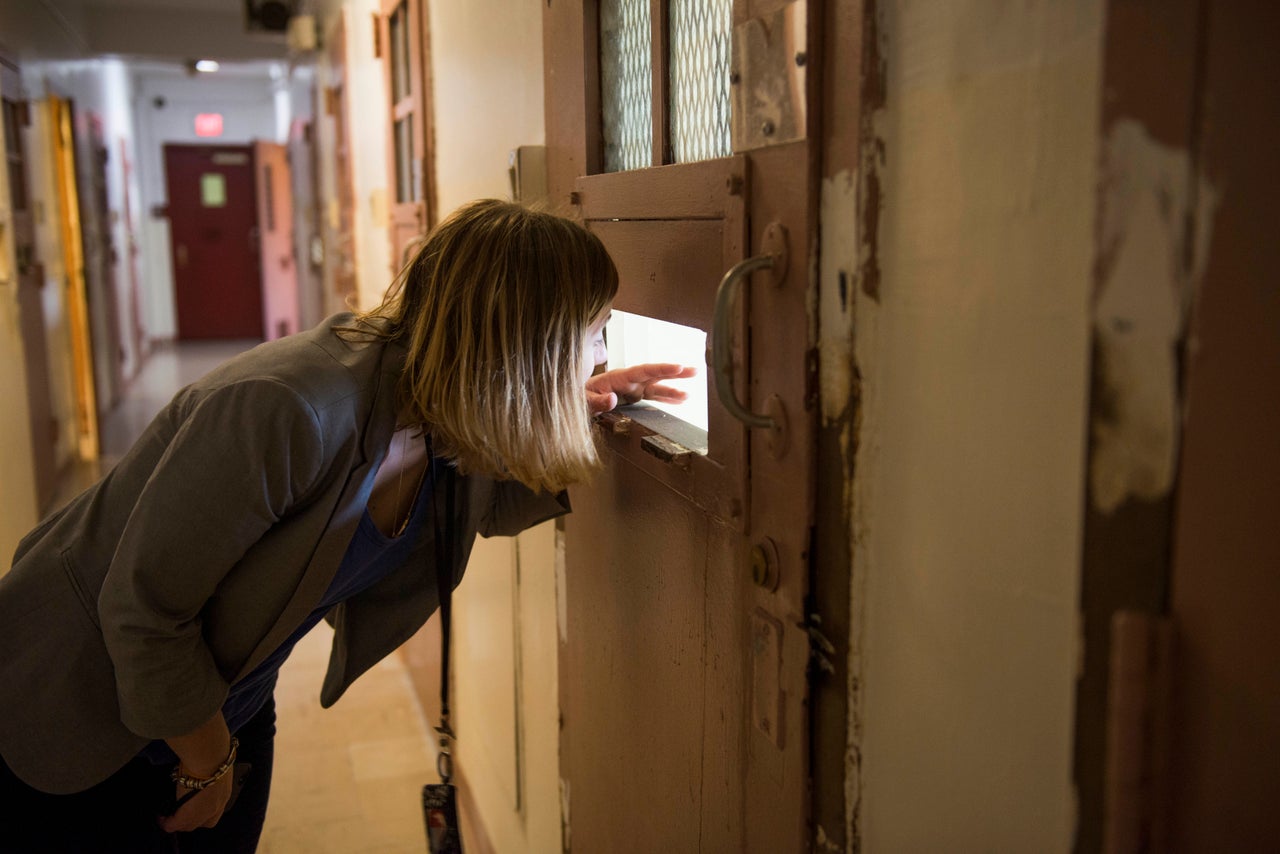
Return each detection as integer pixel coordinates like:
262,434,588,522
262,624,435,853
55,340,436,853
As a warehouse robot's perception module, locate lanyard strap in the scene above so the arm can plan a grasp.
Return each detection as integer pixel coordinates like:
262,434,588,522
429,447,457,784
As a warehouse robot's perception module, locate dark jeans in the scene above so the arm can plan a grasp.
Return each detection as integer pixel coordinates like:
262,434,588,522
0,696,276,854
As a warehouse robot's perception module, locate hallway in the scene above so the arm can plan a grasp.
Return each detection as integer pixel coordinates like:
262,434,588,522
0,0,1275,849
53,341,437,854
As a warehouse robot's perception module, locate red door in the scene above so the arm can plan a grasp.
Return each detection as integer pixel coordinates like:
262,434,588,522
164,144,263,340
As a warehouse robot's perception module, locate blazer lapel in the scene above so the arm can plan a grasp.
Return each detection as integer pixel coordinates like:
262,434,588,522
232,334,405,682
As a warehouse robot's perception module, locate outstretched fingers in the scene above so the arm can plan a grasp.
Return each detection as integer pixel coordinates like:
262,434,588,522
619,363,698,383
642,383,689,404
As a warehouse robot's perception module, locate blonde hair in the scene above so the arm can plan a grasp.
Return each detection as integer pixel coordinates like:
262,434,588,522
346,199,618,493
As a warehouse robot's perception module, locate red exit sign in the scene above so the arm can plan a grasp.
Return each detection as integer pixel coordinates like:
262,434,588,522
194,113,224,137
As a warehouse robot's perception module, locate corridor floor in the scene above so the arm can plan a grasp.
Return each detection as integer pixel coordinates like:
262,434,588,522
53,339,436,853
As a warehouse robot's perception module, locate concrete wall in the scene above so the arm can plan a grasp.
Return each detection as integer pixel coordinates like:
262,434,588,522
423,2,556,851
850,2,1102,849
338,2,393,311
427,0,546,215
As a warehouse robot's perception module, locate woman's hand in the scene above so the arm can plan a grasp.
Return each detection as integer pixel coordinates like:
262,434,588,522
159,711,235,832
586,363,697,415
161,770,235,833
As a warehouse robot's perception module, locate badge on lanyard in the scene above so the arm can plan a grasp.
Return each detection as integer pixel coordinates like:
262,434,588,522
423,453,463,854
422,780,462,854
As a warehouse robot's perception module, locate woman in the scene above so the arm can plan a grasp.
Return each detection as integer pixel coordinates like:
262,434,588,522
0,199,694,852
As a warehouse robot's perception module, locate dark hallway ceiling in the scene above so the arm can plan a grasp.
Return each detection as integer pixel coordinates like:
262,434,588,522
0,0,294,65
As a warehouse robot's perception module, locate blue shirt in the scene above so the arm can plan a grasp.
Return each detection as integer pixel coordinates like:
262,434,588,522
143,469,433,765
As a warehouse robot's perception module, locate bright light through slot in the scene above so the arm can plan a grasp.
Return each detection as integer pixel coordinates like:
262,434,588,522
606,310,708,437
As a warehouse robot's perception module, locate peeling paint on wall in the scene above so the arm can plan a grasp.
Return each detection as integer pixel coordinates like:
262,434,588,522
1090,118,1217,514
820,169,857,423
559,776,571,852
555,524,569,644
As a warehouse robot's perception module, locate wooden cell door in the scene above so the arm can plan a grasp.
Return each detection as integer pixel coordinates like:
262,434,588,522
547,1,817,850
253,140,299,340
164,144,263,340
74,111,124,415
2,67,56,514
1163,3,1279,847
379,0,436,269
47,96,98,462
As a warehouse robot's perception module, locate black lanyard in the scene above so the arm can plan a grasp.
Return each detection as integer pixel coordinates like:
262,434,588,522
429,447,456,784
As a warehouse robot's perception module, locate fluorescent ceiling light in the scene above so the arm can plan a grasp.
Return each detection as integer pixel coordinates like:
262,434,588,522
195,60,220,73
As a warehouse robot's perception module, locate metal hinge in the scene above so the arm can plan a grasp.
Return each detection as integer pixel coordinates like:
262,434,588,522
805,612,837,678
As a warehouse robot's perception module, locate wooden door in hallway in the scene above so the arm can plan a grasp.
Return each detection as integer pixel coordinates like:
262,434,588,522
2,69,57,514
379,0,436,269
74,111,125,415
547,1,817,849
253,140,299,340
1075,4,1280,849
164,144,263,340
1163,3,1280,847
46,96,98,462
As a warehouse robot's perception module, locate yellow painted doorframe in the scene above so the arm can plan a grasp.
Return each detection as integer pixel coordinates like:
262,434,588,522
47,96,98,461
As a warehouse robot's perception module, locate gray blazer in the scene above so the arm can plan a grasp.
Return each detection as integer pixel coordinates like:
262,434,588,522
0,314,568,794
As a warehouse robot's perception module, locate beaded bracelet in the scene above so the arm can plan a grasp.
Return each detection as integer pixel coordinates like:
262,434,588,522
171,736,239,791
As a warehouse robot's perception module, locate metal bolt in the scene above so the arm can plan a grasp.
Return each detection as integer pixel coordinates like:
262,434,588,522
795,51,808,67
750,537,780,590
761,120,775,137
729,70,741,85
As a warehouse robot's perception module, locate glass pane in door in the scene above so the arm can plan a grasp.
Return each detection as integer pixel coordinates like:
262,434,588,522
389,2,411,103
394,116,414,203
669,0,732,164
600,0,653,172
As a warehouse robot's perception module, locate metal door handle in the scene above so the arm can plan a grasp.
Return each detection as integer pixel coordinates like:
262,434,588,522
713,254,777,429
711,222,789,449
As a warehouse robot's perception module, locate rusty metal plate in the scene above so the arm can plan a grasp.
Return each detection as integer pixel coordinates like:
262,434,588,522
751,608,785,749
730,1,808,151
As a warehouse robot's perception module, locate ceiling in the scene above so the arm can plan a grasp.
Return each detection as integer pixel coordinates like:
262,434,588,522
0,0,295,65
